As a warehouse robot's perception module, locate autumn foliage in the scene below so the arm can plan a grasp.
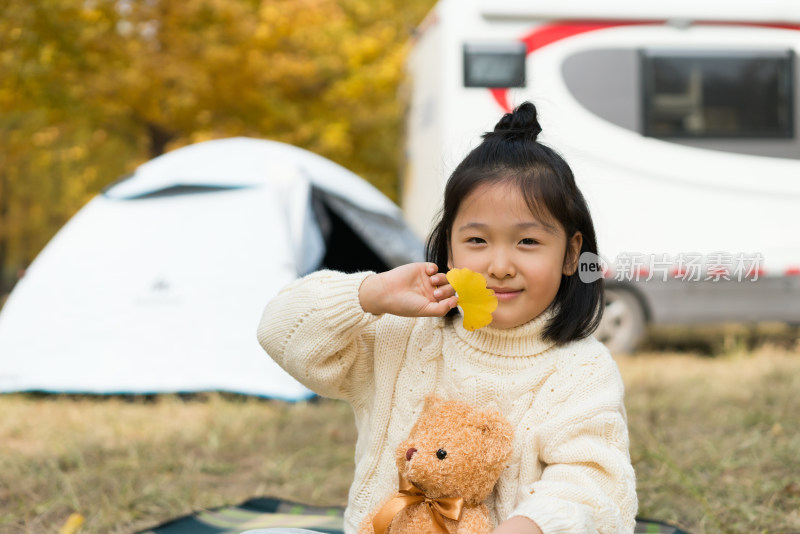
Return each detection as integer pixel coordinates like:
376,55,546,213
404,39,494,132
0,0,435,293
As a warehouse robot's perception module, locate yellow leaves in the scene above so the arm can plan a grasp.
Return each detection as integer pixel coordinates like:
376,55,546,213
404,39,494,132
189,130,215,144
446,268,498,331
319,121,351,154
0,0,438,277
59,513,85,534
79,8,102,23
32,127,61,147
64,145,87,163
39,43,55,65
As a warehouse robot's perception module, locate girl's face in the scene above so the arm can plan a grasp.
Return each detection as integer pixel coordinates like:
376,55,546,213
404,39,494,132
448,182,582,329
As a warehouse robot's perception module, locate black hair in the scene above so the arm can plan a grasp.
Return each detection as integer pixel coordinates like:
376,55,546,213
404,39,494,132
425,101,603,344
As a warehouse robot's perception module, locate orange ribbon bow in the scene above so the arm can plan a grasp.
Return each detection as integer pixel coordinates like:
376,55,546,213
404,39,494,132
372,472,465,534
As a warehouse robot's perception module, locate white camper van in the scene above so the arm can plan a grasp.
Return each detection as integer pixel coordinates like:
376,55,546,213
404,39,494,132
402,0,800,353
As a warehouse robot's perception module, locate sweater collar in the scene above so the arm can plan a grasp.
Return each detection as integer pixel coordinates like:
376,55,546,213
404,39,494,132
451,308,557,357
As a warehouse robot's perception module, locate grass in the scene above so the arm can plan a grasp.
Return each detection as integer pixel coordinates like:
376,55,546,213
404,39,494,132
0,327,799,534
0,396,358,533
622,346,800,533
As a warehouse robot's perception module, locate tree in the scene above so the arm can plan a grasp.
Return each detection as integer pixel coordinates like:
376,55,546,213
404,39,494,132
0,0,436,294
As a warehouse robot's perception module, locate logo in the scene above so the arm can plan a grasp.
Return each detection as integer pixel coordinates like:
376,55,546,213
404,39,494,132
578,252,608,283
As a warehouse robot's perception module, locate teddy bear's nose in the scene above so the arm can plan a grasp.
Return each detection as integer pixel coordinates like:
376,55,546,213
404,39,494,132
405,448,417,461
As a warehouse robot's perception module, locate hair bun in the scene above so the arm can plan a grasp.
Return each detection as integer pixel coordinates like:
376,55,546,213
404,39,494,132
492,101,542,142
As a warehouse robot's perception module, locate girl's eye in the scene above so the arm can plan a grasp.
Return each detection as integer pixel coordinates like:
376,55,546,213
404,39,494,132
520,238,539,246
467,237,486,244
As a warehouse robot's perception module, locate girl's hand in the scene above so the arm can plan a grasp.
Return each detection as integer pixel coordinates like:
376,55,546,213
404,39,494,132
359,263,458,317
491,516,543,534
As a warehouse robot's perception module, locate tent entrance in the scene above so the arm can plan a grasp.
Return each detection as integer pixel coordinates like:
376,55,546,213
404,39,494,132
311,186,422,274
312,189,389,273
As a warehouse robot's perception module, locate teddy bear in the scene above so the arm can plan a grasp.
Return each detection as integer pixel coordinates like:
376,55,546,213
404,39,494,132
359,396,514,534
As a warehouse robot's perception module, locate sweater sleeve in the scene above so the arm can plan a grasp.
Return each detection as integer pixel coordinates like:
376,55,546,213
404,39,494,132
510,352,638,534
256,270,381,402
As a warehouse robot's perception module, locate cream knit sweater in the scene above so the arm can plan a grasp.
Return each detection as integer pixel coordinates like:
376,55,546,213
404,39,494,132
257,270,637,534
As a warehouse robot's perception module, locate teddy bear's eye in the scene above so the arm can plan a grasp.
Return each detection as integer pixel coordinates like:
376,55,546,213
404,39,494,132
436,449,447,460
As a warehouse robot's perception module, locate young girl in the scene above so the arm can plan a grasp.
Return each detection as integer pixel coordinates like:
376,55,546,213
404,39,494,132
254,102,637,534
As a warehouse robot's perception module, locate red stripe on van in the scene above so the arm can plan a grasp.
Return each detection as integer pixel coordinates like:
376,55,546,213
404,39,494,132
519,21,644,53
490,20,800,112
492,21,653,111
490,88,512,112
786,266,800,276
707,22,800,32
491,21,645,111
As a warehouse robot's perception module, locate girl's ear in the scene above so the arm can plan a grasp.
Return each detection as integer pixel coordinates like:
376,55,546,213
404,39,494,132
562,231,583,275
446,240,454,270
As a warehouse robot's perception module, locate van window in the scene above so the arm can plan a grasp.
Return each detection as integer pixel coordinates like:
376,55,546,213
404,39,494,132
463,42,526,88
641,49,794,138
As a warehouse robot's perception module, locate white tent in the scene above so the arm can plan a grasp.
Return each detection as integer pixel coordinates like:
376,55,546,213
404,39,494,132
0,138,424,400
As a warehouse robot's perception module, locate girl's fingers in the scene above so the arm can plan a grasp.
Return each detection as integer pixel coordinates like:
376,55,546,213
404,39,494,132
426,296,459,317
432,283,456,300
429,272,449,287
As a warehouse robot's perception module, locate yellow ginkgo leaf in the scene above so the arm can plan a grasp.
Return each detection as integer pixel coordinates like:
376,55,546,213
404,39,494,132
59,513,85,534
446,268,498,331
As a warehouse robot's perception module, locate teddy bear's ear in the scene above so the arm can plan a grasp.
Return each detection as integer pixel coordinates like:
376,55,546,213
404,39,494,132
421,394,445,414
406,395,446,437
471,409,515,465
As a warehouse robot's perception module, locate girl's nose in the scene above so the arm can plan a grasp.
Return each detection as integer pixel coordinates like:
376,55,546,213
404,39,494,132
488,251,515,279
406,448,417,461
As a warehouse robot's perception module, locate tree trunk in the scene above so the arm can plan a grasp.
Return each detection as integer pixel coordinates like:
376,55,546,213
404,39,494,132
0,166,9,294
146,122,175,158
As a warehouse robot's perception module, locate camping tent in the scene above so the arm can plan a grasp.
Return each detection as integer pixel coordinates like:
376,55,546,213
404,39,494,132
0,138,424,400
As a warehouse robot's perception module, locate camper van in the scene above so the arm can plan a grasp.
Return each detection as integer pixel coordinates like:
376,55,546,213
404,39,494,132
402,0,800,353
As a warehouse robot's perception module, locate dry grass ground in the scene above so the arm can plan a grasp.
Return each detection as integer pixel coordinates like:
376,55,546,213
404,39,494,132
622,346,800,533
0,396,358,533
1,327,799,534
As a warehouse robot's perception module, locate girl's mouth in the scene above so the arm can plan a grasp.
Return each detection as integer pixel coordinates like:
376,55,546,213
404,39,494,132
491,288,522,301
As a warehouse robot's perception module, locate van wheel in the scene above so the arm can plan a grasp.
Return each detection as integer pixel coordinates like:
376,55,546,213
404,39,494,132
596,287,646,355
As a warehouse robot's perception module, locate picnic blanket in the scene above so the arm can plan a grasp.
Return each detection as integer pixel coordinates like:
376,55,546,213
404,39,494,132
139,497,691,534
